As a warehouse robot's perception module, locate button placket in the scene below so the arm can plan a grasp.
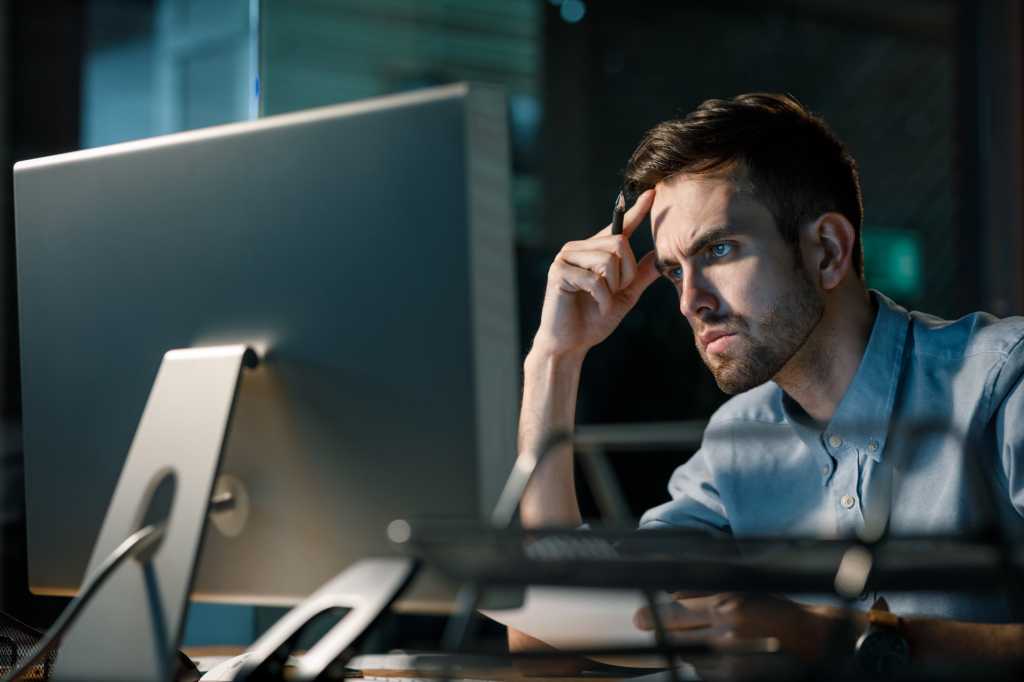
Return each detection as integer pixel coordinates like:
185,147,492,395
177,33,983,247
828,445,860,535
819,432,845,487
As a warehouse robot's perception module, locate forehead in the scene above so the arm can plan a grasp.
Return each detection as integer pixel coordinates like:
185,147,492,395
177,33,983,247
650,173,775,250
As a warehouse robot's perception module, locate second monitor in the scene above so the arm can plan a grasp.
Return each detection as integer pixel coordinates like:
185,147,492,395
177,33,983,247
14,82,519,608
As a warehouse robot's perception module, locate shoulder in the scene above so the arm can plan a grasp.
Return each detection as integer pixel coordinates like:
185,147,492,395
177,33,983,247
891,295,1024,404
906,307,1024,360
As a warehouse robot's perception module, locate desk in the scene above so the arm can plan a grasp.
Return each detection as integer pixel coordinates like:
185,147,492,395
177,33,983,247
182,646,648,682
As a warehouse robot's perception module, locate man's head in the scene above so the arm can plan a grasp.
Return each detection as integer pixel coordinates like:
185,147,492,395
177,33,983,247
624,93,864,394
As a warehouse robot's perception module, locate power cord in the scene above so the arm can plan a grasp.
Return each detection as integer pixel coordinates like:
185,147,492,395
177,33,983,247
1,524,165,682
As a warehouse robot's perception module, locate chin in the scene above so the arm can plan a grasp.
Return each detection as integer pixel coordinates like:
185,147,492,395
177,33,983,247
714,375,753,395
710,360,773,395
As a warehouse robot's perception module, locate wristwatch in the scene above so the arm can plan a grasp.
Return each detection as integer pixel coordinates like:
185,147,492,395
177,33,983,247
854,596,911,677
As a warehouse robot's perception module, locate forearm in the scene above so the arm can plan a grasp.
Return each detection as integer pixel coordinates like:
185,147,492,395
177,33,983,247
903,618,1024,661
517,349,586,528
806,604,1024,662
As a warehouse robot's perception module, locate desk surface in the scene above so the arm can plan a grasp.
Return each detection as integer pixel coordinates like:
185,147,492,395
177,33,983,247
182,646,642,681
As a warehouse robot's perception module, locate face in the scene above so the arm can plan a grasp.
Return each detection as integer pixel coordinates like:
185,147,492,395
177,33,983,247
651,173,823,394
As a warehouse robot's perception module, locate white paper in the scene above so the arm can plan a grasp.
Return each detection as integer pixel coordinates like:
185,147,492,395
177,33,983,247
482,587,653,649
480,587,713,671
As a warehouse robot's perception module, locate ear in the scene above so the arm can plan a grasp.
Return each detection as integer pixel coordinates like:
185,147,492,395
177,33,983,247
807,212,856,291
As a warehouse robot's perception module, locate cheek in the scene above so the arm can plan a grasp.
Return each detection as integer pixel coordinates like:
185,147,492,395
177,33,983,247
709,258,791,321
706,259,761,315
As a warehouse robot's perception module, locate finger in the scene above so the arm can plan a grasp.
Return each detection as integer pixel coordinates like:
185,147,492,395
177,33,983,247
596,188,655,238
558,249,621,292
554,263,614,316
675,594,729,616
622,188,657,237
671,591,716,600
633,602,712,632
619,238,638,288
562,234,634,253
619,250,661,304
562,236,637,289
701,593,749,631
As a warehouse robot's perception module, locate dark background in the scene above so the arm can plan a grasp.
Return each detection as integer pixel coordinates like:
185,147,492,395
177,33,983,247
0,0,1022,641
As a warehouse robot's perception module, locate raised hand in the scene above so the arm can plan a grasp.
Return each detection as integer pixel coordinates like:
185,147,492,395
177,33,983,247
531,189,660,360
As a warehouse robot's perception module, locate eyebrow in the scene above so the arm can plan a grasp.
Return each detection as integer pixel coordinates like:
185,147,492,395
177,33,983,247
684,225,737,258
655,224,738,274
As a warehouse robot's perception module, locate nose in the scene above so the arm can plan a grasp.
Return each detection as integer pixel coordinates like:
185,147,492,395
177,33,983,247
678,268,718,321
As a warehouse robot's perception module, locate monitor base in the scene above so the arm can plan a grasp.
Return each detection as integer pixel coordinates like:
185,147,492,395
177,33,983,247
53,345,256,682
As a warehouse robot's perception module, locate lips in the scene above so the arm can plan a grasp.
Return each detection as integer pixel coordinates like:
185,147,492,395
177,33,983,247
698,329,735,349
697,329,739,356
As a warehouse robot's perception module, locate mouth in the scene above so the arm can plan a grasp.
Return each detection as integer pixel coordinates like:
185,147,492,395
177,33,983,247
699,330,737,355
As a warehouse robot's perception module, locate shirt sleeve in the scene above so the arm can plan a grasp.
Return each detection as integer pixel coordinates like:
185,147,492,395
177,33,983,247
995,357,1024,521
638,422,731,535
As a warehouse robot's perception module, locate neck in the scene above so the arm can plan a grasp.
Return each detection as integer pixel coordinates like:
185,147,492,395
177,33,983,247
774,285,875,425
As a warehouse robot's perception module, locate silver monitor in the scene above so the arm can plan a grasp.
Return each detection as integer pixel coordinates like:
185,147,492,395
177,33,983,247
14,82,519,609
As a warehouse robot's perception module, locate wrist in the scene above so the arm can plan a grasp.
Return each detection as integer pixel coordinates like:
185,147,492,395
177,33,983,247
524,346,587,376
806,604,869,654
853,599,911,676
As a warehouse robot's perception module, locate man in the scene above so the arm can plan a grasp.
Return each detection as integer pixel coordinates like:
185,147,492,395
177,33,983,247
513,93,1024,671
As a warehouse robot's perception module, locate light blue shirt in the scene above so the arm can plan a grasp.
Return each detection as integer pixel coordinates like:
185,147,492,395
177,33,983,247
640,291,1024,622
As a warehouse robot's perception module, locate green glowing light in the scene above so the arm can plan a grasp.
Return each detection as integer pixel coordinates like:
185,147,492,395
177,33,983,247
862,227,923,301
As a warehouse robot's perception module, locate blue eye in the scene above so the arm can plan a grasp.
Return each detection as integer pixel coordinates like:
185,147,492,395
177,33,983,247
710,243,733,258
669,266,683,281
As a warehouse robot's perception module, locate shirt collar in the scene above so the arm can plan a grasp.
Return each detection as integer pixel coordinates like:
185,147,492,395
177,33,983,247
781,289,910,464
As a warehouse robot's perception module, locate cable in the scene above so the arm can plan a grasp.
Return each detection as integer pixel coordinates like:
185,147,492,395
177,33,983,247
490,429,573,528
1,524,165,682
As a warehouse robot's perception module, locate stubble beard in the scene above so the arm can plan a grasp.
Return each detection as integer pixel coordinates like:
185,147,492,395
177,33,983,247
698,267,824,395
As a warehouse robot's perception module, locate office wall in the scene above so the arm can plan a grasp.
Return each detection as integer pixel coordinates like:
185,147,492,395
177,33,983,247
82,0,256,148
963,0,1024,317
259,0,543,242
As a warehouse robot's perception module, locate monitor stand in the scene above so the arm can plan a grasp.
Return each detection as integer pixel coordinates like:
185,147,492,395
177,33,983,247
52,345,257,682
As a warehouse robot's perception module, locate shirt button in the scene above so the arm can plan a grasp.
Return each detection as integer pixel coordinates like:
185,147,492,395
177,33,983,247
828,434,843,448
840,495,856,509
821,465,831,476
867,440,879,453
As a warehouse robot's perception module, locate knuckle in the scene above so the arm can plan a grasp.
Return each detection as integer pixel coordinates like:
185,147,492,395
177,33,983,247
600,253,619,274
716,593,745,613
557,242,579,258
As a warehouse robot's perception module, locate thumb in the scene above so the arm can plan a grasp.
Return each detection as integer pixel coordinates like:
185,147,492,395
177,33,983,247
633,601,712,632
620,250,661,303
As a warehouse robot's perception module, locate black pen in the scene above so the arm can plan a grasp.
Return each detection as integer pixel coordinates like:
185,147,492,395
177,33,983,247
612,191,626,235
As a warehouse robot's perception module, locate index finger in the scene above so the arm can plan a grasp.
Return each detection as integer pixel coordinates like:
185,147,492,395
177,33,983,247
596,188,656,238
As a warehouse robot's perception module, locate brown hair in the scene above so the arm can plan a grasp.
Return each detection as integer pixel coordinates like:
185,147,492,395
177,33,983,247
624,93,864,277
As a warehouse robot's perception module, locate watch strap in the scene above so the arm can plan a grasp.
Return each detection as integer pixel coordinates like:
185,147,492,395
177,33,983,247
866,596,905,633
